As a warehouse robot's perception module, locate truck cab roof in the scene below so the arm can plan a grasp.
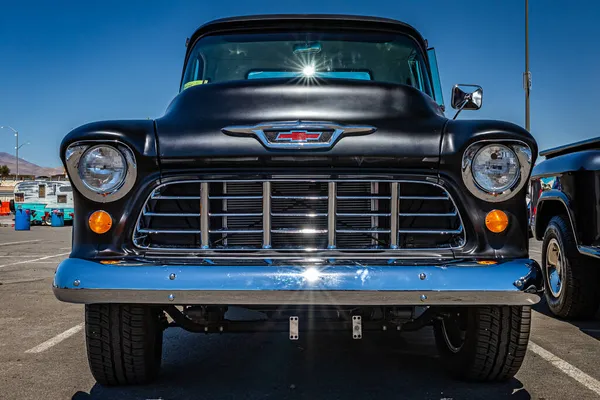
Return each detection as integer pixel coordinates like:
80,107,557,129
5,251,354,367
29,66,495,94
185,14,428,62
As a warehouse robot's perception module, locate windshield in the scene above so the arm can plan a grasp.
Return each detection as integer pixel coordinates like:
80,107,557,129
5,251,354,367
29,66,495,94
182,31,433,97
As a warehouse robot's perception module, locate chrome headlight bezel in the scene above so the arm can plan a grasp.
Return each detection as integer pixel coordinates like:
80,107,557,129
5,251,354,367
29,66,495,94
65,141,137,203
461,141,532,202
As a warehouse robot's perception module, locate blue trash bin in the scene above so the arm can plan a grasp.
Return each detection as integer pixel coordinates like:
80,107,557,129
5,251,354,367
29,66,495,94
51,209,65,227
15,208,31,231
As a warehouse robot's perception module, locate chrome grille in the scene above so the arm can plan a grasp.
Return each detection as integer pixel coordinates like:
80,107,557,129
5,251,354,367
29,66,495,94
133,178,465,252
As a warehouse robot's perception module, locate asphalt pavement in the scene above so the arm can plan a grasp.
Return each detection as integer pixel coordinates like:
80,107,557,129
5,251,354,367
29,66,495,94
0,226,599,399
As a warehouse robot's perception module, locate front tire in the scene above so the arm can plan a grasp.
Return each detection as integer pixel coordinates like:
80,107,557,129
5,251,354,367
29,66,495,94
542,215,600,319
85,304,165,386
433,306,531,382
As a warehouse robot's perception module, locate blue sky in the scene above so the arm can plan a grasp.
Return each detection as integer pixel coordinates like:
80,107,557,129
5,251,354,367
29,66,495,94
1,0,599,167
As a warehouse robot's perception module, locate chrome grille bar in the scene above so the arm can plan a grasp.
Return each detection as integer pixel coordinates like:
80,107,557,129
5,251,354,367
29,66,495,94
390,182,399,249
139,229,202,234
210,195,262,200
337,229,391,233
200,182,209,249
397,227,464,234
152,195,200,200
337,195,391,200
328,182,336,249
271,195,328,200
263,181,271,249
209,213,263,217
143,212,201,217
398,212,458,217
399,195,448,200
336,213,391,217
222,182,227,247
210,229,264,234
273,213,327,217
371,182,379,247
272,228,328,234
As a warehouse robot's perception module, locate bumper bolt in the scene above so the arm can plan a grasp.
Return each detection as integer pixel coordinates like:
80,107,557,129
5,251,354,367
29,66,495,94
73,280,80,287
168,294,175,301
420,294,427,302
514,279,524,288
169,273,176,280
419,273,426,280
382,325,387,331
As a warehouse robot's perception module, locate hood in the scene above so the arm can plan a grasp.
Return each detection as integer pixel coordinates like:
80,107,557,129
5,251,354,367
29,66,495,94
155,79,448,170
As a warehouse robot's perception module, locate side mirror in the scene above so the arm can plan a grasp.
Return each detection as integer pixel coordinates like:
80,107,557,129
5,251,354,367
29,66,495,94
451,84,483,119
451,84,483,110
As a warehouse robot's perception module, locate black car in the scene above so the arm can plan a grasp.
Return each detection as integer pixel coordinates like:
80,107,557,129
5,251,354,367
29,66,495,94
530,137,600,319
53,15,541,385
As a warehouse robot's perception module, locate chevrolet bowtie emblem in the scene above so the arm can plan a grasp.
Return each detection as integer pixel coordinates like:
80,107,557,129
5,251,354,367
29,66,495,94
222,121,376,150
275,131,322,142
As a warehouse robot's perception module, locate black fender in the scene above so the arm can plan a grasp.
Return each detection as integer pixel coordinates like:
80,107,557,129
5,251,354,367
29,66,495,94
532,149,600,176
534,190,578,243
59,120,160,259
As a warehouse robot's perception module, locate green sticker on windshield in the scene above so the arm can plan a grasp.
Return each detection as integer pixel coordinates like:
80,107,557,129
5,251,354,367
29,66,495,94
183,80,208,90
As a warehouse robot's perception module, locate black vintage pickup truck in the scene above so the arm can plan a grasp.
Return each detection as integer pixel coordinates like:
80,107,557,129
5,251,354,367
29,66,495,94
54,15,541,385
530,138,600,319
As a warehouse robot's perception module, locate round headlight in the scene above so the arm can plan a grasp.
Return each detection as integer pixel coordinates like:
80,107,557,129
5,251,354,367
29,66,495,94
471,144,520,193
78,146,127,193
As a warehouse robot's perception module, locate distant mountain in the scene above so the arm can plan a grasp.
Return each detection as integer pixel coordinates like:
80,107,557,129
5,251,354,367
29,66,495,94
0,152,64,177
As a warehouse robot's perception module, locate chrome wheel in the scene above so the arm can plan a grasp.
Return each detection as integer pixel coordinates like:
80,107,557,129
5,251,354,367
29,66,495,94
440,313,467,353
545,238,563,297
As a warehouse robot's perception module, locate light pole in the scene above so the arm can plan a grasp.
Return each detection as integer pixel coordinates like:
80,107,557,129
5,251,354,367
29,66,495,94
0,126,19,180
15,142,30,181
17,142,30,151
524,0,531,131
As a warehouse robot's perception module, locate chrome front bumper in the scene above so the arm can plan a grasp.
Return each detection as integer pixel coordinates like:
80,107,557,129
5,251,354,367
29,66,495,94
53,258,542,306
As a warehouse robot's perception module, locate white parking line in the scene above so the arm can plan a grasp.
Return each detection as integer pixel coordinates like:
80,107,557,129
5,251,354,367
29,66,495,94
29,261,65,264
529,341,600,396
0,252,70,269
0,255,49,258
0,239,42,247
24,324,83,354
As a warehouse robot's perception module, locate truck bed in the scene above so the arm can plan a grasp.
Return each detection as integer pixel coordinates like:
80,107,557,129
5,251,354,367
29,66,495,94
540,137,600,158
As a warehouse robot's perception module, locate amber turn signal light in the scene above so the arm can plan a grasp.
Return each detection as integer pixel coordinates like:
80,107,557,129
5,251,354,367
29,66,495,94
485,210,508,233
89,210,112,234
